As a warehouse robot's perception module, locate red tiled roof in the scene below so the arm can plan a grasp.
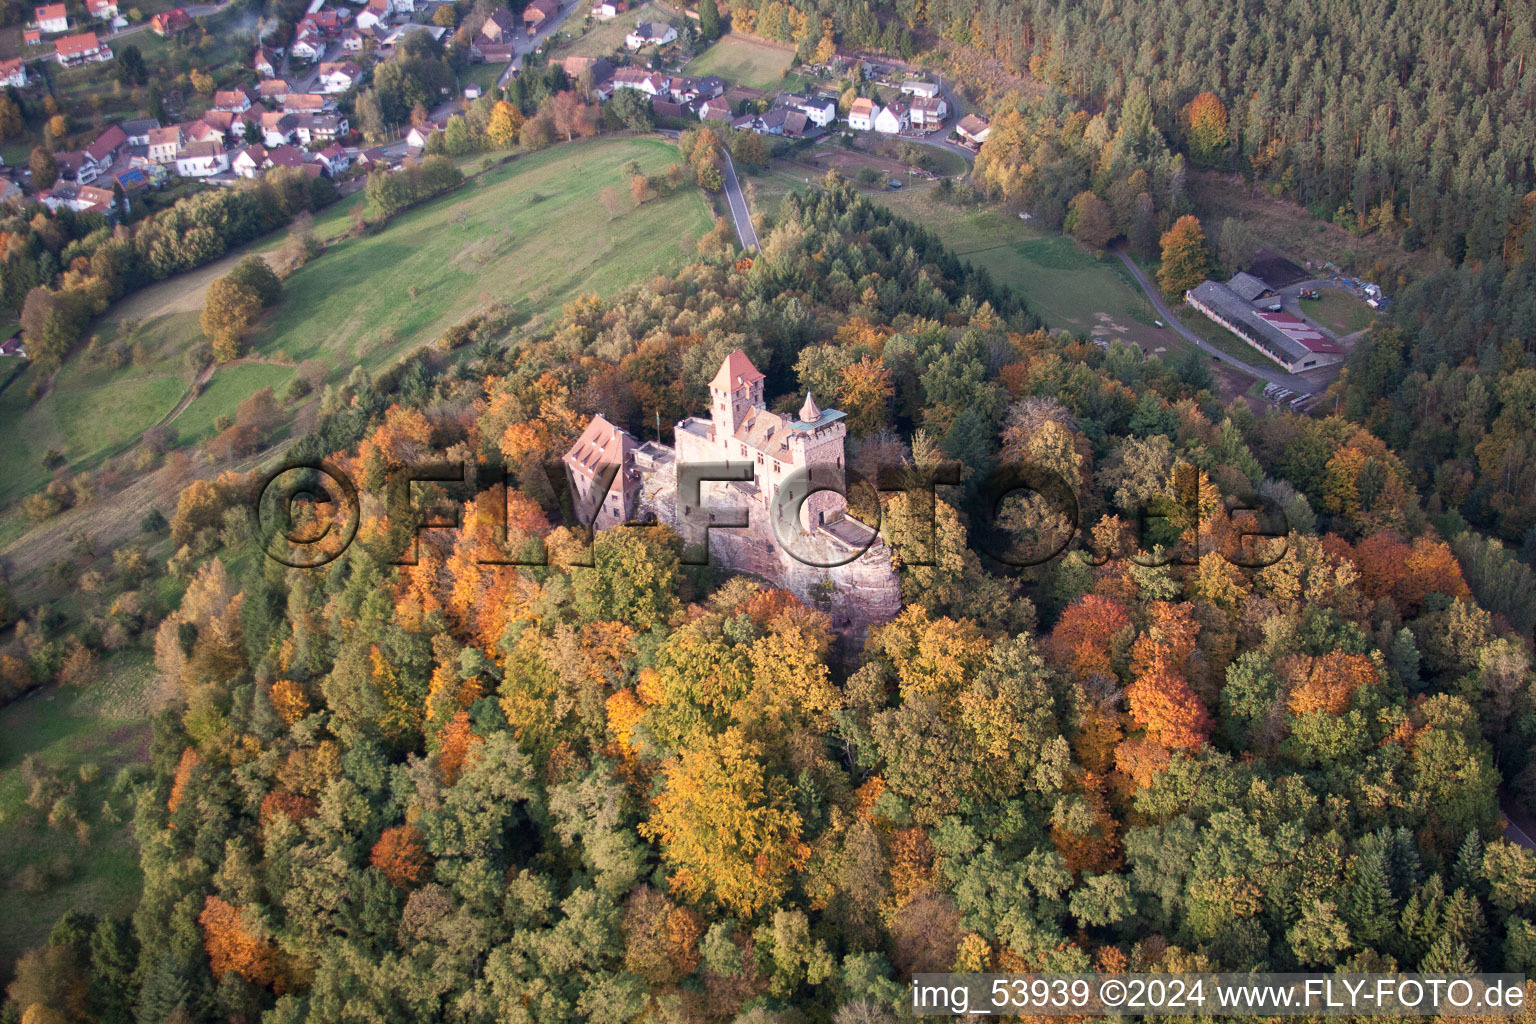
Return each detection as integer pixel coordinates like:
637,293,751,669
710,349,765,391
35,3,66,21
55,31,101,56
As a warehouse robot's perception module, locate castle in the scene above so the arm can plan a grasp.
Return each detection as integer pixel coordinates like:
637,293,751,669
563,350,901,635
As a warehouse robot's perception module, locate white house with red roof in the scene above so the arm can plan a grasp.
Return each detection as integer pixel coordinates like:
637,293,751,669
33,3,68,33
55,31,111,65
0,57,28,87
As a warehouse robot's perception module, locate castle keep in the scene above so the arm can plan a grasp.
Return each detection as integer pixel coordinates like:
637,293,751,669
564,350,901,635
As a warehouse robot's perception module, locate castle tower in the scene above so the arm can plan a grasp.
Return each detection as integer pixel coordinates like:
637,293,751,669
708,349,765,447
783,390,847,529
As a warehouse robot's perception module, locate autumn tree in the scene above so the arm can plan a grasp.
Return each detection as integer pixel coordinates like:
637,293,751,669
29,147,58,190
1066,190,1115,249
1183,91,1229,165
199,895,285,990
371,823,428,887
1157,215,1211,297
640,727,808,917
201,257,281,361
487,100,524,148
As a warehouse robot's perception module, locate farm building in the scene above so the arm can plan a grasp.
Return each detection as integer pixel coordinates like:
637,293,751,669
1185,280,1344,372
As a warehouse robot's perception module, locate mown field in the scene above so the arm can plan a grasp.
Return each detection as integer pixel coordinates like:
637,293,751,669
865,185,1162,339
0,136,713,522
684,33,795,90
1306,288,1378,336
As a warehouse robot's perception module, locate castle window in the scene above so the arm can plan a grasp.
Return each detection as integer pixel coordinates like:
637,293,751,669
740,445,747,456
774,462,781,474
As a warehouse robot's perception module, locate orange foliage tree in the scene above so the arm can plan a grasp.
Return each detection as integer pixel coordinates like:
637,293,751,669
199,895,285,991
1283,650,1380,716
370,823,428,888
1046,594,1132,682
436,710,482,785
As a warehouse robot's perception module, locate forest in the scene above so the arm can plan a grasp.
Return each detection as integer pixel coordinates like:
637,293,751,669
6,180,1535,1023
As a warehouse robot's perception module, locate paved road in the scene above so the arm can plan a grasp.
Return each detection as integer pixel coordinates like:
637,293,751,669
497,0,582,87
720,147,758,249
1112,249,1324,393
1502,790,1536,852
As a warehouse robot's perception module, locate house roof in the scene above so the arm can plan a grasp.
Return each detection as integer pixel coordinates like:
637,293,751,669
147,126,182,146
564,414,635,478
213,87,253,106
177,140,225,158
0,57,24,77
119,118,160,135
849,97,874,116
955,113,990,135
55,31,101,56
34,3,66,20
266,144,308,167
84,124,126,161
261,111,298,129
1225,271,1273,302
710,349,765,391
482,7,515,30
235,144,267,164
911,95,944,113
524,0,557,18
259,79,291,96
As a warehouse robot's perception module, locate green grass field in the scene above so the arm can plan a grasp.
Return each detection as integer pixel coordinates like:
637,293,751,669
0,136,712,515
684,34,795,90
866,187,1159,337
0,649,156,968
1305,288,1377,336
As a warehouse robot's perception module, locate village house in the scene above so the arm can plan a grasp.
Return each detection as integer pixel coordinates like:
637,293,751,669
283,92,331,112
231,144,268,177
53,150,98,184
86,0,118,19
846,96,878,131
77,183,118,216
523,0,558,31
560,55,614,89
292,112,347,144
299,9,343,35
290,31,325,60
873,100,908,134
341,26,369,52
23,28,41,44
405,121,441,153
318,60,361,92
589,0,621,18
0,57,28,88
953,112,990,147
199,109,245,138
625,20,675,48
563,415,641,530
119,118,159,146
355,0,389,30
55,30,110,65
33,3,68,33
908,94,946,128
898,80,939,98
259,78,292,103
261,111,299,147
605,66,668,97
265,144,311,170
479,7,515,41
471,40,515,63
175,140,229,177
84,124,127,168
182,119,225,144
315,142,350,174
698,97,731,121
213,86,256,113
146,125,183,163
254,47,278,77
150,7,191,35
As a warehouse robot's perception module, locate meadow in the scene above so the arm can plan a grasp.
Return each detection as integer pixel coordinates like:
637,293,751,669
0,648,157,968
684,33,796,90
0,136,713,522
1306,288,1378,336
865,185,1163,340
546,2,663,58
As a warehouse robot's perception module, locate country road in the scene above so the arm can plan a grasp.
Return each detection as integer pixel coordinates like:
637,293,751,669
720,149,758,250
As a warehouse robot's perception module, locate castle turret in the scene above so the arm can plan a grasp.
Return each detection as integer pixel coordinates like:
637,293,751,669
708,349,765,446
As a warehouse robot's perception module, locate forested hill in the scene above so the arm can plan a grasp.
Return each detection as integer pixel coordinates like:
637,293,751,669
11,183,1536,1023
732,0,1535,260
